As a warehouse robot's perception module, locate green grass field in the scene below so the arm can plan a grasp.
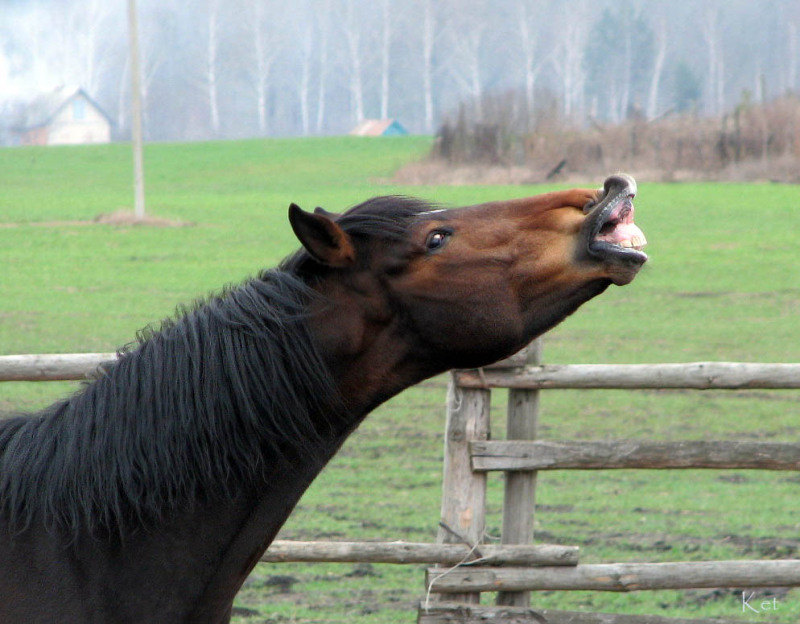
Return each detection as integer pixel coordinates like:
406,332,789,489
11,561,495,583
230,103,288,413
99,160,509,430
1,137,799,623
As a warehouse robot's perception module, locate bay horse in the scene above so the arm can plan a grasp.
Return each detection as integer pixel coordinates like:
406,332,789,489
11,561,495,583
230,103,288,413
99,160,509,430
0,174,646,623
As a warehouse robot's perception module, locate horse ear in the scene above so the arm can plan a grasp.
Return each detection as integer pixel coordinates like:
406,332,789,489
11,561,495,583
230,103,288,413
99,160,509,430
288,203,356,268
313,206,338,218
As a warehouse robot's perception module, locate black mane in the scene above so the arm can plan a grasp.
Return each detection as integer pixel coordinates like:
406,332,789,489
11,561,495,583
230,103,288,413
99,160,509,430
0,270,343,537
0,195,434,538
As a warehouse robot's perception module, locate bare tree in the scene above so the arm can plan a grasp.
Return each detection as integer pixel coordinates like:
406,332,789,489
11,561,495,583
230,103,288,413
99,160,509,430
299,24,314,135
206,0,220,135
246,0,284,135
315,0,331,132
66,0,115,96
7,0,800,141
702,5,724,115
646,16,667,119
131,7,166,139
379,0,392,119
517,0,546,120
421,0,436,131
342,0,365,123
445,1,486,120
788,21,798,93
14,0,116,96
552,9,588,120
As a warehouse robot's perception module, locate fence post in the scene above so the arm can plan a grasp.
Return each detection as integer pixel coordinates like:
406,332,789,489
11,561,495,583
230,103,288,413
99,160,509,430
434,374,491,604
497,338,542,607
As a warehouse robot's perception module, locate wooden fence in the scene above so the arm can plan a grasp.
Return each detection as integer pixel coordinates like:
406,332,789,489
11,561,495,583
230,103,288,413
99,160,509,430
425,339,800,623
2,347,800,623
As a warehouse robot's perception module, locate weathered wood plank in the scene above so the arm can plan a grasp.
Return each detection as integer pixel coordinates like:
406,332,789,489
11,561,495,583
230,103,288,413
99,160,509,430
471,440,800,472
6,356,799,389
261,540,578,565
455,363,800,390
498,339,541,607
417,604,746,624
434,377,491,603
0,353,117,381
482,346,531,370
426,560,800,593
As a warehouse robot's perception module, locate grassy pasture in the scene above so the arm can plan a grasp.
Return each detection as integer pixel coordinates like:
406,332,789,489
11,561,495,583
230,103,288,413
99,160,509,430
1,138,799,623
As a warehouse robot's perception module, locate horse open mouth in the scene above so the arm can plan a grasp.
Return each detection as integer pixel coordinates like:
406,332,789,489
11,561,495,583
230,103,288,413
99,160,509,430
584,174,648,265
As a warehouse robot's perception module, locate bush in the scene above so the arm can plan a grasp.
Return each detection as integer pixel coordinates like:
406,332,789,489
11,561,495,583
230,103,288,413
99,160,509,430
431,92,800,181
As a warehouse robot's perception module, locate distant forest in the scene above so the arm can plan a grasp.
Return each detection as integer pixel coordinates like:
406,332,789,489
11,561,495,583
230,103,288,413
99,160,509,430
1,0,798,141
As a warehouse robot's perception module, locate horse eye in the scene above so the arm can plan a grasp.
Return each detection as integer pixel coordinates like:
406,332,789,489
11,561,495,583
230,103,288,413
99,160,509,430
425,230,450,252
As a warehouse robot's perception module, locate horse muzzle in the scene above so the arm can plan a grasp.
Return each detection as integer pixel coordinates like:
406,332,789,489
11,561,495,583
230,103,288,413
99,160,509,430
582,174,648,276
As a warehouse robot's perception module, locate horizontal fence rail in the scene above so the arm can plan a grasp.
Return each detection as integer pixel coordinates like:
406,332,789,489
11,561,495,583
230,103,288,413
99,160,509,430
426,560,800,593
455,362,800,390
0,353,116,382
417,605,746,624
470,440,800,472
0,350,530,383
261,540,578,566
4,356,800,390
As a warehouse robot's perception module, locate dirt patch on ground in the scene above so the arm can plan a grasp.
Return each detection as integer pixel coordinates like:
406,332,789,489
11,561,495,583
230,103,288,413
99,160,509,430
1,210,191,228
93,210,191,227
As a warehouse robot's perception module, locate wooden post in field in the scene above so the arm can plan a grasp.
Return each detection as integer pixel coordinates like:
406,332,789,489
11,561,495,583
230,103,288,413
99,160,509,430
497,338,541,607
127,0,146,219
433,376,490,604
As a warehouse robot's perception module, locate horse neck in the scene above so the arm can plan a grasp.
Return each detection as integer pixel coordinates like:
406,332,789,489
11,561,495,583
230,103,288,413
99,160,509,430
188,271,447,617
307,291,439,427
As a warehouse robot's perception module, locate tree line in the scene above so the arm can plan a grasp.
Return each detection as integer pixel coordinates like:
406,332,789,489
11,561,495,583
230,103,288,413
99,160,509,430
0,0,798,141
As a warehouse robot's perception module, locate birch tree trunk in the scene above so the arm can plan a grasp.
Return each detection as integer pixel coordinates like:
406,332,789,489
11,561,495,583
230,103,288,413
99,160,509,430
315,0,330,132
619,27,632,120
207,0,220,135
518,0,539,120
343,0,365,123
250,1,284,136
380,0,391,120
558,20,586,120
646,17,667,120
449,26,484,121
702,7,720,115
422,0,435,131
299,27,313,136
253,3,267,134
65,0,106,97
469,31,483,121
788,22,798,93
716,49,725,114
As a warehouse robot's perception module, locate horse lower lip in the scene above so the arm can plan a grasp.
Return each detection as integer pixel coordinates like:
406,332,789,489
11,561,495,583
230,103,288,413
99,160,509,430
589,240,648,263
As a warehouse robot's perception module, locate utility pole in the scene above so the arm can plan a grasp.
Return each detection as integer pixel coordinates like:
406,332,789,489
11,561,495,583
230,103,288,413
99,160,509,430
127,0,145,219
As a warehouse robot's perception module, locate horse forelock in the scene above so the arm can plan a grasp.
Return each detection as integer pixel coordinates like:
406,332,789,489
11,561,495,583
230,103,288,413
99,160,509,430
0,270,341,538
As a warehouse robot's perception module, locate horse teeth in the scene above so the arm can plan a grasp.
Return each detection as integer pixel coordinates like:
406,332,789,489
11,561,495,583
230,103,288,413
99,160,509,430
619,240,633,248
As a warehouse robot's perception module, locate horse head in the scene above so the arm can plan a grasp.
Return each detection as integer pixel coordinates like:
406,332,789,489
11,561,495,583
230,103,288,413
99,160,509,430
288,174,647,392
